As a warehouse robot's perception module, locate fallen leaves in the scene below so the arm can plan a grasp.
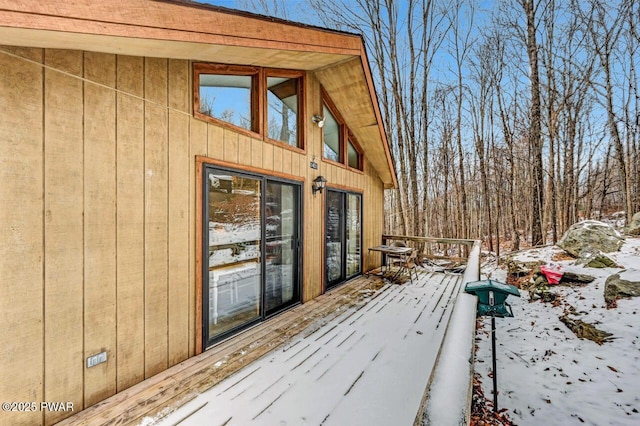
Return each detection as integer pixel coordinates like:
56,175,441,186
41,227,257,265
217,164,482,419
470,373,515,426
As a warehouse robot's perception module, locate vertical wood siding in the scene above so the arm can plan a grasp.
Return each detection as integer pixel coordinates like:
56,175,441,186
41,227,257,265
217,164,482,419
115,54,145,393
167,59,190,367
143,57,169,379
0,46,387,425
43,48,84,425
0,46,44,426
83,51,118,407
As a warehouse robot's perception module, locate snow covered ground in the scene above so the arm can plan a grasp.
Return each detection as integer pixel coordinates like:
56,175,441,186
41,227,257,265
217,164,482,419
477,237,640,425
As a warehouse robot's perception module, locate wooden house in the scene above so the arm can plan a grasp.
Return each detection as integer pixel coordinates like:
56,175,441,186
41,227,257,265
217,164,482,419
0,1,396,424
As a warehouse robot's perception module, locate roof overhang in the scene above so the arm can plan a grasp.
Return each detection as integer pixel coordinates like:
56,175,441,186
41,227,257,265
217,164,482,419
0,0,397,188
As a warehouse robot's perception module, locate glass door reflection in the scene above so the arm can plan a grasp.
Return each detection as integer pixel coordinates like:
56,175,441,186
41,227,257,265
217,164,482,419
325,189,362,289
265,181,300,315
206,172,262,342
346,193,362,279
325,190,344,287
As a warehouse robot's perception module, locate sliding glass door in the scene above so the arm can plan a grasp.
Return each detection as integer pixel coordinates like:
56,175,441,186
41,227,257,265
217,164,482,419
265,181,300,316
203,167,301,347
325,189,362,289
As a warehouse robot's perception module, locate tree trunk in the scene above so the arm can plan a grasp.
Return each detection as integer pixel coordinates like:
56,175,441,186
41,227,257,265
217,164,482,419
523,0,545,246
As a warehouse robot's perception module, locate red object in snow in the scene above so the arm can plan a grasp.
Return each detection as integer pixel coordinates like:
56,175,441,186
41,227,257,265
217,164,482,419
540,265,563,284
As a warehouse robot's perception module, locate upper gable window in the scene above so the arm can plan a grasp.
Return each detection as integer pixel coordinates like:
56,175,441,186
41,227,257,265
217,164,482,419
347,138,362,170
195,65,259,133
323,104,341,163
194,63,305,150
321,90,363,171
199,74,252,131
266,73,303,147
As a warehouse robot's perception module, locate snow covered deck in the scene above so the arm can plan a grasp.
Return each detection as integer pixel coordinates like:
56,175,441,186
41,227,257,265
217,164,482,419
59,261,478,426
157,272,465,425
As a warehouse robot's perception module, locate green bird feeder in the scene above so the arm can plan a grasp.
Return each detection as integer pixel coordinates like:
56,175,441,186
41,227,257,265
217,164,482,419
464,279,521,413
464,279,520,318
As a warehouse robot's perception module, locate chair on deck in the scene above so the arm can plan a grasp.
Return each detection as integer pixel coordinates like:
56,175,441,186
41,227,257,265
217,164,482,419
389,249,419,284
384,241,407,273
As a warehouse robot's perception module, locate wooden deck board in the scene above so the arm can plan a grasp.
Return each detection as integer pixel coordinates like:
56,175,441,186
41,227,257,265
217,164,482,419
58,270,463,426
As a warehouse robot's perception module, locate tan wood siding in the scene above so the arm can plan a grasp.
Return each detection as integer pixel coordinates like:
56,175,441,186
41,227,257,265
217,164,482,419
207,124,223,160
251,136,263,168
43,48,84,424
167,60,190,367
115,54,146,392
0,46,44,426
223,128,239,164
143,57,169,378
83,51,117,406
262,142,274,171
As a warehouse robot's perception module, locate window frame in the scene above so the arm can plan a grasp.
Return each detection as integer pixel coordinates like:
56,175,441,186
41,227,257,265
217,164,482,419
195,157,305,352
321,88,364,171
264,68,306,151
324,187,363,290
346,132,364,172
194,63,262,138
193,63,305,152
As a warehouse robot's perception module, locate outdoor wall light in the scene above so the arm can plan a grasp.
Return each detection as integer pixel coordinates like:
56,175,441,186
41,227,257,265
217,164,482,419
312,175,327,195
312,115,325,128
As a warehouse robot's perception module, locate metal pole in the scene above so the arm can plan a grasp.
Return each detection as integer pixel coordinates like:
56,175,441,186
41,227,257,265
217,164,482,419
492,315,498,412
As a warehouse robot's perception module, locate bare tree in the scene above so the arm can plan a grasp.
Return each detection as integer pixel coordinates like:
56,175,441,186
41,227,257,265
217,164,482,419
521,0,545,245
582,0,634,221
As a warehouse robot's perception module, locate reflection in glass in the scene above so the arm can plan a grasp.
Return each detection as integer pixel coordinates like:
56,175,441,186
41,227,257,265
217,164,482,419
265,182,299,313
326,190,344,285
346,194,362,277
207,173,261,340
323,105,341,162
199,74,253,130
267,77,299,146
348,139,360,169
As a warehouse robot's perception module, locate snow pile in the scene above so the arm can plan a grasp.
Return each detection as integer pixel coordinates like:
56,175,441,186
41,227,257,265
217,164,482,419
476,238,640,425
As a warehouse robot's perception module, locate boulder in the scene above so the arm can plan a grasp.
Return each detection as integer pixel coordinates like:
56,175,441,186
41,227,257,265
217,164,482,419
604,270,640,306
584,254,618,268
506,259,543,277
626,212,640,236
560,272,595,284
558,220,624,258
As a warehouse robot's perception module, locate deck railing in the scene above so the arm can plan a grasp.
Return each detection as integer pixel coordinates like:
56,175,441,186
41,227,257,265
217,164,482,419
412,239,482,426
382,234,478,267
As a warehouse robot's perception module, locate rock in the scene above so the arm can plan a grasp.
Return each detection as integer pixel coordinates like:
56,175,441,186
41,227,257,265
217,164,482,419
558,220,624,258
506,259,544,288
626,212,640,236
604,271,640,306
559,315,615,345
560,272,595,284
584,254,618,268
507,259,543,276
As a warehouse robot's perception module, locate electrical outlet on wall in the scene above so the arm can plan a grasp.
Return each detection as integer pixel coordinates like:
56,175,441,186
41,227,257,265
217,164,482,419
86,351,107,368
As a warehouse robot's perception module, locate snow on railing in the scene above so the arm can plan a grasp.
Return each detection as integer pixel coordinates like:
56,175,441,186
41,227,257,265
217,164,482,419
415,240,481,426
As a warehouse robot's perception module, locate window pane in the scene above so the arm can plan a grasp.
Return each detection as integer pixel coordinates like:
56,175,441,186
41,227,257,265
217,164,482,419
267,77,299,146
348,140,360,169
346,194,361,277
265,182,299,313
199,74,252,131
207,172,261,340
326,190,344,284
323,105,341,162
